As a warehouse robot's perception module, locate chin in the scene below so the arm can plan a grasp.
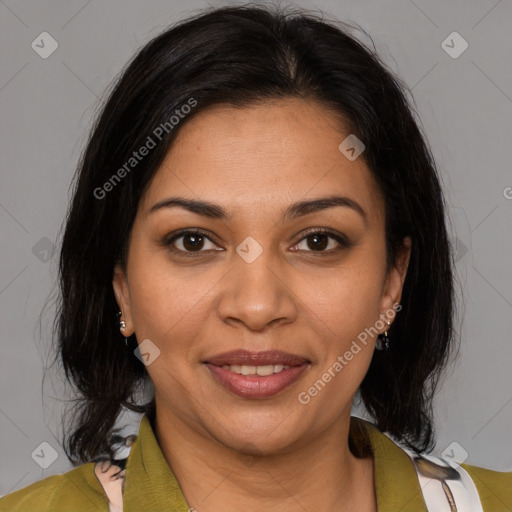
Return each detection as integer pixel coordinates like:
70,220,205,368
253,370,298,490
207,413,307,454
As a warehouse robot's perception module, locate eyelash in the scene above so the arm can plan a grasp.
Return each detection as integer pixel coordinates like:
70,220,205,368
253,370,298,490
162,228,350,258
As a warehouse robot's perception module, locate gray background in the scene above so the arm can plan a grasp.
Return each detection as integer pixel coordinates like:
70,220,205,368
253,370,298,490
1,0,511,497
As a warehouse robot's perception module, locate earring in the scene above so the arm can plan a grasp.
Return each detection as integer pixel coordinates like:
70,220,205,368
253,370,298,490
376,320,391,351
117,310,128,347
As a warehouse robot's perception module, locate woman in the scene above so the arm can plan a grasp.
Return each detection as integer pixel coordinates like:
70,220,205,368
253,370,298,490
1,4,510,512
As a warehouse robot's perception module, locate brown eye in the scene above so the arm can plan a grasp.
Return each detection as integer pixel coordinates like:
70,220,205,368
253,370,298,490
292,229,350,253
305,233,329,251
164,230,219,254
180,233,206,251
163,228,349,257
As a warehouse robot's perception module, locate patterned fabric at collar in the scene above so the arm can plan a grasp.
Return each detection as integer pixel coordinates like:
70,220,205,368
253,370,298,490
92,412,429,512
93,411,190,512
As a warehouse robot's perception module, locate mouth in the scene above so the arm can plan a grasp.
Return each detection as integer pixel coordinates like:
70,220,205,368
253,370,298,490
203,350,311,399
217,363,293,376
203,349,310,367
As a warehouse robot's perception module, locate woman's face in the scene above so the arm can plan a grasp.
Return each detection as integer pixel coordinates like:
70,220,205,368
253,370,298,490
113,98,411,454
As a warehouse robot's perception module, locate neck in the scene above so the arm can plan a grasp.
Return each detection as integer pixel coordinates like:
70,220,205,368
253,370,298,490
152,406,376,512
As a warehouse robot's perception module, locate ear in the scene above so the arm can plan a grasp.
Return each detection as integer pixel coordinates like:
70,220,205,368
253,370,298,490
112,261,135,336
379,236,412,322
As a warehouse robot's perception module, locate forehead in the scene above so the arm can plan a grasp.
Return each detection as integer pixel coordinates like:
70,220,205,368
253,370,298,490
140,98,384,225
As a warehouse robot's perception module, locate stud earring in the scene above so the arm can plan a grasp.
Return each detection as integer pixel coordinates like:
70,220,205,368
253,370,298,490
376,320,391,351
117,310,128,347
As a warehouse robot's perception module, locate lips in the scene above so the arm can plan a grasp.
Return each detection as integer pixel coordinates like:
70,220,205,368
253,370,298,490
203,349,311,399
204,349,310,367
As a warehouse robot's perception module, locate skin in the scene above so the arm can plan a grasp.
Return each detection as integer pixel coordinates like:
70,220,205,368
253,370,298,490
113,97,411,512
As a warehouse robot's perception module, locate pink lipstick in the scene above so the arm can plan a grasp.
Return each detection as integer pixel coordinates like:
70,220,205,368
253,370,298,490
203,349,310,399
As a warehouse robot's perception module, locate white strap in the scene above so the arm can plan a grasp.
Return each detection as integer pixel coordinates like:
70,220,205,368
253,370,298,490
401,448,484,512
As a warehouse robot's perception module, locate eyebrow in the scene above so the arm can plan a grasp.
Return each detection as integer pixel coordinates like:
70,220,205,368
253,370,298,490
149,195,368,226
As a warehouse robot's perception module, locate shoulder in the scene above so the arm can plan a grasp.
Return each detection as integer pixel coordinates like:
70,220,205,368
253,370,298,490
351,417,512,510
461,463,512,511
0,474,67,511
0,462,109,512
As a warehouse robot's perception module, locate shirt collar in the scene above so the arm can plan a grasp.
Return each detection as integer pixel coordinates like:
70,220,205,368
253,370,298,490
358,417,428,510
121,413,428,511
123,413,189,511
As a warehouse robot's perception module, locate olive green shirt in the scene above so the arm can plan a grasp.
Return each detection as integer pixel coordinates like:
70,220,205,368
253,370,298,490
1,414,511,511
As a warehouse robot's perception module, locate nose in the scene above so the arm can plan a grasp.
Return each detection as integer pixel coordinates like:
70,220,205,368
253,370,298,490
216,251,298,332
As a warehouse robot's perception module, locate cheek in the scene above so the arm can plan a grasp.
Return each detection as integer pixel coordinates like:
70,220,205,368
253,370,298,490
125,244,208,345
129,269,168,337
299,281,380,412
305,255,385,349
